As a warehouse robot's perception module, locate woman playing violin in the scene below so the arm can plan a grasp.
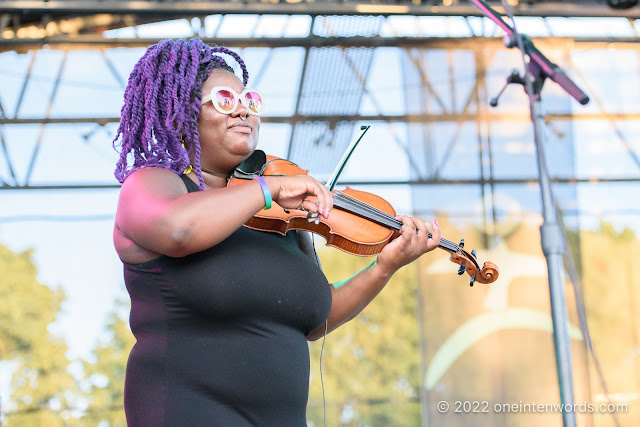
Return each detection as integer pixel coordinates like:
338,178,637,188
112,38,441,426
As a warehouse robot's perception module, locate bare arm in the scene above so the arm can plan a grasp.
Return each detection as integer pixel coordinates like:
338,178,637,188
115,167,333,258
306,215,440,341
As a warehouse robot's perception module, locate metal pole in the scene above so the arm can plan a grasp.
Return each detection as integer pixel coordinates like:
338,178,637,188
530,95,577,427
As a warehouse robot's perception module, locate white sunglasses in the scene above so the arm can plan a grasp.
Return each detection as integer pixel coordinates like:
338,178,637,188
201,86,264,116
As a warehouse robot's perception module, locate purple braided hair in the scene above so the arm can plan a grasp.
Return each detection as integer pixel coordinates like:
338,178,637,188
113,38,250,190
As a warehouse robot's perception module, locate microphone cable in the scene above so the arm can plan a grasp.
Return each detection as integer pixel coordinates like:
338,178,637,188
320,319,328,427
311,234,328,427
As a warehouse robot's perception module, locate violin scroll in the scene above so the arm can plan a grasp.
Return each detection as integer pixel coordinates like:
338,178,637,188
448,243,499,286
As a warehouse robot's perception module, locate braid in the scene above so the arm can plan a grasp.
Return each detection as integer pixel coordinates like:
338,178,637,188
211,46,249,86
113,38,251,190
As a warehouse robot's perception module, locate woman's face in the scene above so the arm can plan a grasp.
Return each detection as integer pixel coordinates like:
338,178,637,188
197,68,260,175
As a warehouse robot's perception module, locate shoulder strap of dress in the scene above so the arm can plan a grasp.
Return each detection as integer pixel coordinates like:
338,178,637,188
179,174,200,193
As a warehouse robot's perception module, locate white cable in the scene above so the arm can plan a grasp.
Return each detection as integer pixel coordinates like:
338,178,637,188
319,320,328,427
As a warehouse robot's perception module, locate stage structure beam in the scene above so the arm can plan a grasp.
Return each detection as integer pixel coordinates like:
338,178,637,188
5,35,640,53
4,111,640,126
1,34,639,190
1,1,640,19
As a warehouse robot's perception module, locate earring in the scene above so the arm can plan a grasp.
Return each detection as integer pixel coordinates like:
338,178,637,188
179,135,192,174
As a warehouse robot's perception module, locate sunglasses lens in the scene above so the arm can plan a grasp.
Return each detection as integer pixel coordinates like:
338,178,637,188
214,89,236,113
244,92,263,115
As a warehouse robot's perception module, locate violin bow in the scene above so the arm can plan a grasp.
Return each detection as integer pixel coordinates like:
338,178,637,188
325,125,370,191
316,124,499,285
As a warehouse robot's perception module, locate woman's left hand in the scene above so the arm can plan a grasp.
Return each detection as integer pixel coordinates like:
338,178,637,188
307,215,440,341
375,215,441,275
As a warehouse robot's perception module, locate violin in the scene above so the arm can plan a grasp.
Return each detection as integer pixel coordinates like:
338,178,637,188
228,154,499,286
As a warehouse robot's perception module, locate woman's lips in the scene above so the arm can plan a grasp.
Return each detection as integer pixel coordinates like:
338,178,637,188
229,123,252,133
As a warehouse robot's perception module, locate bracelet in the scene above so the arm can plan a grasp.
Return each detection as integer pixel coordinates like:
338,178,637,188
256,176,272,210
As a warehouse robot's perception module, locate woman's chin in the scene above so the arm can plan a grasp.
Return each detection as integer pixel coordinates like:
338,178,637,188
232,137,259,157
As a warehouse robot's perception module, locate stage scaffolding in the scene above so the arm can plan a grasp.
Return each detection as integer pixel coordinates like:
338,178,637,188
1,2,639,426
1,1,640,190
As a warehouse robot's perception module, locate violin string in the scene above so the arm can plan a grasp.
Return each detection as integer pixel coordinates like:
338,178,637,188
332,193,482,272
333,193,405,231
334,193,401,229
334,193,458,250
333,192,460,252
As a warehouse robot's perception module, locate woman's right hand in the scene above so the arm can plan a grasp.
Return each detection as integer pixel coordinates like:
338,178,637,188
265,175,333,218
115,169,334,262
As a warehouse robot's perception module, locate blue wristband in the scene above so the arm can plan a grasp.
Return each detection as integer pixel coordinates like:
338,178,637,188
256,176,272,210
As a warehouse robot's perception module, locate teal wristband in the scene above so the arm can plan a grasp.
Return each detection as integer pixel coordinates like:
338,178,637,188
256,176,272,210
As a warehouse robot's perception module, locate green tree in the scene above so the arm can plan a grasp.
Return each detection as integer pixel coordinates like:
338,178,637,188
81,300,134,426
579,222,640,427
307,246,422,426
0,244,76,426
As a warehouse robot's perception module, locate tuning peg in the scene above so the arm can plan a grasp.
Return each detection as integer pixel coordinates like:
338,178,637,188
469,273,476,287
471,249,477,258
457,261,466,275
459,238,465,249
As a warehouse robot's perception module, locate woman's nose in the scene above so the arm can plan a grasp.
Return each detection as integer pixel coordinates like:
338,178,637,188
233,102,249,118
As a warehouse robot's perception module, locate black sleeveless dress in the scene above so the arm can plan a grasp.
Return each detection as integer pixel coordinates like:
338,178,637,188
123,174,332,426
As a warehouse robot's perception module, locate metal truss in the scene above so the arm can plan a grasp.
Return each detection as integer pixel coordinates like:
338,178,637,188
1,7,640,190
2,1,640,20
2,0,640,48
2,34,640,190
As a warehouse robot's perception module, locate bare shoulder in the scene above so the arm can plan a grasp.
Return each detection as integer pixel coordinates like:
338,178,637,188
114,167,188,264
119,167,187,199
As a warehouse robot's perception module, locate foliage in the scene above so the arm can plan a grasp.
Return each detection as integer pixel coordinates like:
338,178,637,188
0,244,76,426
80,300,134,426
307,246,422,427
578,222,640,427
3,218,639,427
416,218,640,427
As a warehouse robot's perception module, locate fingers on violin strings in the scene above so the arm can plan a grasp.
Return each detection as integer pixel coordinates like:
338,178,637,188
399,216,418,240
397,215,410,230
415,218,429,239
428,219,441,249
396,214,410,225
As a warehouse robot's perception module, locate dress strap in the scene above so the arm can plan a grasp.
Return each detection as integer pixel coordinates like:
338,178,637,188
179,173,200,193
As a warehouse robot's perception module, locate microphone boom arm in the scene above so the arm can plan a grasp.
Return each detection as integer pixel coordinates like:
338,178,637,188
470,0,589,105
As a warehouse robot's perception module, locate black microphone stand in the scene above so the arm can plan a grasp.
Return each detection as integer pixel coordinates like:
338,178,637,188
468,2,590,427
